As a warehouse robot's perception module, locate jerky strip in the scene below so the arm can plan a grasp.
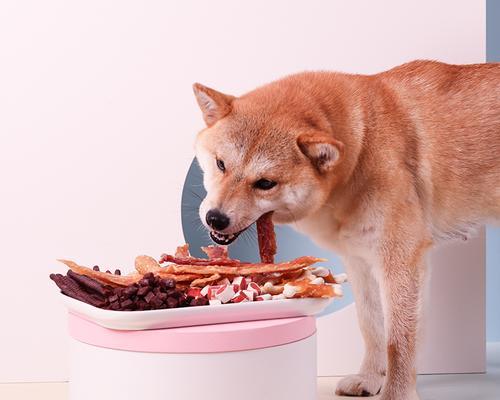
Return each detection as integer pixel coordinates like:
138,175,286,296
256,212,276,264
50,274,106,307
190,273,221,287
201,245,228,260
58,259,142,287
159,254,241,266
283,280,337,298
67,270,108,297
168,256,325,276
135,255,161,274
174,244,190,258
155,270,205,282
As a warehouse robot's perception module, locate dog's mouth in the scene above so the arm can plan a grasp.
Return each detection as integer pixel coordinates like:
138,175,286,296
210,221,257,245
209,212,273,246
209,229,245,245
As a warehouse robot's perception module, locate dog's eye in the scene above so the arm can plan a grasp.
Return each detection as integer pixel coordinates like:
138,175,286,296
216,159,225,172
253,179,277,190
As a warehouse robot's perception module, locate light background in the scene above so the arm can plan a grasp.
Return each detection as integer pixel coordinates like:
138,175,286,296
0,0,494,382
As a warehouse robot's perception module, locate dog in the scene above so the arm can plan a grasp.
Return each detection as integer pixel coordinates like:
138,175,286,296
192,60,500,400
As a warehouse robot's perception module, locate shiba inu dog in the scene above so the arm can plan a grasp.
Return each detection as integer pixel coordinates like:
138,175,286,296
193,60,500,400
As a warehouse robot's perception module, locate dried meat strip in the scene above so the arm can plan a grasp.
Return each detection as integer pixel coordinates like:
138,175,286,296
161,244,241,266
59,259,144,287
159,254,242,266
50,273,106,307
67,270,108,297
256,212,277,263
174,244,190,258
201,245,228,260
134,255,161,274
155,270,204,282
283,280,336,298
168,256,324,276
190,273,222,287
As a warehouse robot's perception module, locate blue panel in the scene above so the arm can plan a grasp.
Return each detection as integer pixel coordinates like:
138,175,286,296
487,227,500,341
487,0,500,62
486,0,500,342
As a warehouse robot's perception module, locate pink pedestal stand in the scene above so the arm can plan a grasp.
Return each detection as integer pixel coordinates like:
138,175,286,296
68,313,318,400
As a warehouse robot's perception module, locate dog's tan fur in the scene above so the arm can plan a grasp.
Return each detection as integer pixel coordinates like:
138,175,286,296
193,60,500,400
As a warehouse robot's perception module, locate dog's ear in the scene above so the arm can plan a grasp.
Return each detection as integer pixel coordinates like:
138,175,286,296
192,83,235,127
297,133,344,173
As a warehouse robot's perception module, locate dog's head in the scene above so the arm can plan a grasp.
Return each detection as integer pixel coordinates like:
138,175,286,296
193,78,344,245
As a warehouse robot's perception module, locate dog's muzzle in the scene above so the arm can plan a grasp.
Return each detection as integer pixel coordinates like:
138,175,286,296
209,230,242,245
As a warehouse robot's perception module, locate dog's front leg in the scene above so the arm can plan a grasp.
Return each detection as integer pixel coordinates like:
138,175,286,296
378,234,429,400
336,256,386,396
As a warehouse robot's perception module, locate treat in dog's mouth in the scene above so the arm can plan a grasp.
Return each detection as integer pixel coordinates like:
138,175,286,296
209,212,276,249
209,230,242,245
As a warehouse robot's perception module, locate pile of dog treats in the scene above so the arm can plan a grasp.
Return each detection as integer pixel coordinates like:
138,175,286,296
50,269,208,311
50,213,346,311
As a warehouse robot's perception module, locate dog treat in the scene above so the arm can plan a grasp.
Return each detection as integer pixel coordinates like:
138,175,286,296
163,256,324,277
284,281,340,298
310,267,330,278
52,270,207,311
175,244,190,258
261,281,283,295
190,273,221,287
333,273,348,284
59,259,143,287
201,245,228,260
50,273,107,308
159,251,241,267
134,255,161,274
66,269,108,297
51,221,346,310
256,212,277,263
155,271,204,282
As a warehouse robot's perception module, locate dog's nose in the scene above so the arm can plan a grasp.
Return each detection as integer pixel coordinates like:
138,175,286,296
206,209,230,231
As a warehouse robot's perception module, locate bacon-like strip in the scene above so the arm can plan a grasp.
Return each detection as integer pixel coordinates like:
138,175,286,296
201,245,228,260
257,212,277,263
159,254,242,266
155,271,205,282
58,260,142,287
160,245,238,266
284,280,336,298
134,255,161,274
59,259,205,285
190,273,221,287
249,269,305,285
168,256,325,276
174,244,190,258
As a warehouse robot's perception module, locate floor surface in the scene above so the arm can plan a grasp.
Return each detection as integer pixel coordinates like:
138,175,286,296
1,343,498,400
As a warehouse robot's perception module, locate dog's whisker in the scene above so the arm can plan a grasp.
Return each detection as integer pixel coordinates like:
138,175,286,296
187,188,205,201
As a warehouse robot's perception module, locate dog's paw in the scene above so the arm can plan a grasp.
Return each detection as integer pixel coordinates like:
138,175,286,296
335,373,384,397
379,388,419,400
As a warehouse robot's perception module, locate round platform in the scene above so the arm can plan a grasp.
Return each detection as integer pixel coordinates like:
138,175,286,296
68,314,318,400
68,312,316,353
